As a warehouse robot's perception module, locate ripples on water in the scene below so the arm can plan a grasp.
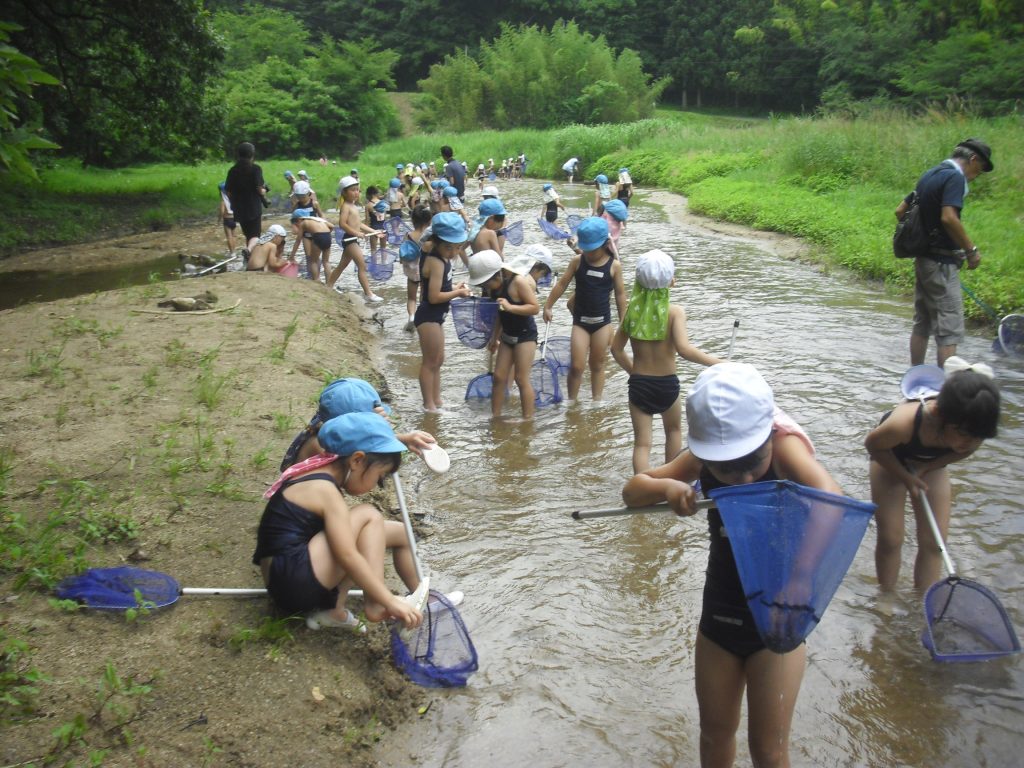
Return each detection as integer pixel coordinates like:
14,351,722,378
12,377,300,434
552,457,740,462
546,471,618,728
323,181,1023,767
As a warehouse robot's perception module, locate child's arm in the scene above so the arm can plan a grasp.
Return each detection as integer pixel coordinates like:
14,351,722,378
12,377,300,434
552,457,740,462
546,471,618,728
610,326,632,374
542,256,579,322
423,259,470,305
621,450,703,514
669,306,722,367
773,434,842,494
288,225,303,260
864,405,928,493
497,276,539,316
611,261,628,321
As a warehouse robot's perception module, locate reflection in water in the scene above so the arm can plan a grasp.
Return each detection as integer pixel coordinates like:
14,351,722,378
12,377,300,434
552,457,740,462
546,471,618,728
330,182,1022,767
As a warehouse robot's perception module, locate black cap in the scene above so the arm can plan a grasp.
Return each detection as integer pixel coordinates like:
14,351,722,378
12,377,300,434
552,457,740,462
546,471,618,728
957,138,994,172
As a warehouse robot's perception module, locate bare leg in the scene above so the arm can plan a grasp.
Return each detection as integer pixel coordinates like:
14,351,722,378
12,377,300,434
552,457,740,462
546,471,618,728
661,396,683,464
417,321,445,410
871,459,908,590
936,344,957,368
588,324,614,400
512,341,537,419
491,344,513,419
910,332,929,366
745,645,806,768
306,242,321,283
628,402,654,474
913,468,950,590
695,632,745,768
566,325,590,400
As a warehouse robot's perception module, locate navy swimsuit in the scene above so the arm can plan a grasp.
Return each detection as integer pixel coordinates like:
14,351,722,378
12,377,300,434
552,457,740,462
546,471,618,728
572,254,614,333
497,276,538,345
879,402,954,468
414,253,453,326
252,473,339,615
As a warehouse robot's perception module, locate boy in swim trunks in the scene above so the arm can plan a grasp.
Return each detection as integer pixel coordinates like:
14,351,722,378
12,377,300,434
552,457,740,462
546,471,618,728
611,249,721,472
288,208,335,283
622,363,843,768
542,217,626,401
326,176,383,303
246,224,297,275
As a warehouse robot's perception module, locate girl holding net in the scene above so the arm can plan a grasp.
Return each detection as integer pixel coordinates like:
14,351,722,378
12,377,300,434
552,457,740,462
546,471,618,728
866,357,1000,590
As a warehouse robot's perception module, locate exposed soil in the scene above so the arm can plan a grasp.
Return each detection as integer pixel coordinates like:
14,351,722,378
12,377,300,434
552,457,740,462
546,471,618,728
0,218,426,767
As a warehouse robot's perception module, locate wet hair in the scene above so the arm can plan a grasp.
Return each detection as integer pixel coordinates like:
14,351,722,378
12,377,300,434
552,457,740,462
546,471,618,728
365,185,380,198
411,204,432,229
935,371,1000,439
441,145,453,160
236,142,255,161
489,214,506,225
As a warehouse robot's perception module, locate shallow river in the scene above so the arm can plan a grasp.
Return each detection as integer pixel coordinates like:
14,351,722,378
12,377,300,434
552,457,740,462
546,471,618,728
333,180,1023,768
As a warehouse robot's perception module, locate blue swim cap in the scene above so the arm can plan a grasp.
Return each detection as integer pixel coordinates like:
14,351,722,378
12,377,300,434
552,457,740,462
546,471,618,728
317,378,392,422
389,178,402,188
576,217,610,251
595,174,608,184
319,412,406,457
602,199,629,222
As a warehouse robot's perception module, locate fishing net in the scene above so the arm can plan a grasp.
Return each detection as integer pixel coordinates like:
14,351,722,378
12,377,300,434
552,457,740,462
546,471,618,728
500,220,524,246
540,335,572,376
921,577,1021,661
55,566,182,610
708,480,875,653
565,214,583,232
465,371,496,400
384,216,411,246
531,358,562,407
997,314,1024,357
391,590,478,687
450,297,499,349
367,249,396,282
538,218,572,241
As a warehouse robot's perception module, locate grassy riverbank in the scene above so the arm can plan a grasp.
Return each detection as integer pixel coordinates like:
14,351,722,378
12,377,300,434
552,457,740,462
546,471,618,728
3,111,1020,318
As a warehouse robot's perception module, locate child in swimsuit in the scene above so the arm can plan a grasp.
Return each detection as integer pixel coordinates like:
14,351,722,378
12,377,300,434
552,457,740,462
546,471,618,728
600,198,628,256
246,225,297,276
542,217,626,401
866,357,999,590
326,176,382,303
610,249,721,472
540,183,566,223
622,363,844,768
615,168,634,207
386,178,406,220
470,198,506,258
470,251,552,421
401,205,432,333
415,212,472,412
288,208,335,283
253,412,426,633
591,173,612,215
363,186,386,256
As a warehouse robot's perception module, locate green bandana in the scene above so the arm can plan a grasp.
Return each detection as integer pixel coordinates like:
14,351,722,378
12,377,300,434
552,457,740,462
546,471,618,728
621,284,670,341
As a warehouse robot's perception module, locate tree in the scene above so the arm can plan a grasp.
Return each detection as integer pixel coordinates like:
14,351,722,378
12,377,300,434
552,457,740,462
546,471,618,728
0,23,59,180
7,0,224,166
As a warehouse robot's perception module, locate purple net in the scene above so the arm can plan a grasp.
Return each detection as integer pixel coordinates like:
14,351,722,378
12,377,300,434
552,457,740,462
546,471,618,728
367,249,396,281
390,590,478,687
922,577,1021,661
531,359,562,407
450,297,499,349
55,566,182,610
540,335,572,375
500,220,524,246
384,216,411,246
538,218,572,241
709,480,875,653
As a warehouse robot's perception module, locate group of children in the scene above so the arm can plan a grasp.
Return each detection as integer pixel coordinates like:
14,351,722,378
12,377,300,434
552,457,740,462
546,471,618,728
245,164,1005,768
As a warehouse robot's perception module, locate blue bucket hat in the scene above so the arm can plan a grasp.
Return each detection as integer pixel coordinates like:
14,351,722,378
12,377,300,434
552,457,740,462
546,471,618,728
542,183,553,191
432,212,468,243
284,170,295,180
619,167,629,174
396,163,404,170
478,198,506,217
389,178,402,188
373,200,388,213
319,412,406,457
290,207,313,221
603,199,629,222
576,217,610,251
318,378,392,422
595,174,608,184
442,186,459,198
430,179,446,189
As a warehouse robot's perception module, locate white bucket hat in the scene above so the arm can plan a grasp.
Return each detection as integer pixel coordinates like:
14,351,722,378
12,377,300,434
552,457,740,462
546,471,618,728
686,363,775,462
523,244,554,274
482,185,500,199
467,250,503,286
635,249,674,289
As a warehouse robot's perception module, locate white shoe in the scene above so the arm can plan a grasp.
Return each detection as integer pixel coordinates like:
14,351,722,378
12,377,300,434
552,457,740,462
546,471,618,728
365,293,384,303
399,577,430,641
305,608,367,634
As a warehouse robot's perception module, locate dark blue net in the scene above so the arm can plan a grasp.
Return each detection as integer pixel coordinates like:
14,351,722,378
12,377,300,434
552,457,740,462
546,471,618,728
384,216,411,246
500,220,524,246
531,359,562,407
708,480,875,653
390,590,478,687
465,371,495,400
55,566,181,610
922,577,1021,662
540,336,572,376
367,249,396,281
538,218,572,240
998,315,1024,356
565,214,583,232
450,298,499,349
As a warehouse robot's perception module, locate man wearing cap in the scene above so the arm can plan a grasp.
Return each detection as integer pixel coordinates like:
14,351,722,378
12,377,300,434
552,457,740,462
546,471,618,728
441,145,466,201
898,138,994,367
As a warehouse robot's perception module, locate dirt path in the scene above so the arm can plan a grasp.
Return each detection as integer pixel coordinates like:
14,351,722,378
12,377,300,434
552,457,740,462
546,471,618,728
0,253,424,765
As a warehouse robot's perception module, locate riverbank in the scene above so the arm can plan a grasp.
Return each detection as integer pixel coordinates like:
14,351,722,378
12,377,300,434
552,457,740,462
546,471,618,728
0,266,425,766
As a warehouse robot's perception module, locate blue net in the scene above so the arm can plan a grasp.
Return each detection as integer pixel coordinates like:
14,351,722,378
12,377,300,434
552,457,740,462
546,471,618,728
465,371,495,400
450,298,499,349
367,249,396,282
501,220,524,246
531,359,562,407
384,216,411,246
922,576,1021,662
390,590,478,687
998,314,1024,357
540,336,572,375
708,480,875,653
333,228,347,249
55,566,182,610
565,214,583,232
538,218,572,241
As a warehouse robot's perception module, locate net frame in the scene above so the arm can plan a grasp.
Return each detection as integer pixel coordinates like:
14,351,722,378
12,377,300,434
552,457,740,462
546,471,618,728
922,576,1021,662
450,297,499,349
530,358,562,407
56,566,182,610
500,220,524,246
540,335,572,376
390,590,478,687
997,314,1024,357
538,217,572,241
366,248,397,282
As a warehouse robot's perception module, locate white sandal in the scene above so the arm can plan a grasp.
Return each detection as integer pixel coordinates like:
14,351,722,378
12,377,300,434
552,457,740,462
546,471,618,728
306,608,367,634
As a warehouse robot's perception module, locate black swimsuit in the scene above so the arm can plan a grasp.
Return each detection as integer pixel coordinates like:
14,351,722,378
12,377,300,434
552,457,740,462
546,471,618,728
572,254,614,333
880,402,953,468
252,473,339,614
497,276,538,345
414,253,453,326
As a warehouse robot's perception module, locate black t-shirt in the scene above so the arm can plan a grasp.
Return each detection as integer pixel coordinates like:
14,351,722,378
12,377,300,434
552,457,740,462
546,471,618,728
225,161,266,221
444,159,466,199
909,162,965,251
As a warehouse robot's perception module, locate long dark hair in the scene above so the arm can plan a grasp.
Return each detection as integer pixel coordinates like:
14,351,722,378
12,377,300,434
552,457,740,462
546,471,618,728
936,371,1000,438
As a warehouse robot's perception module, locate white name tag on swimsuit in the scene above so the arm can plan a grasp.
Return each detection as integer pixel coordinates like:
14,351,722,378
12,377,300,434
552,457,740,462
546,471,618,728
580,315,604,324
586,269,604,278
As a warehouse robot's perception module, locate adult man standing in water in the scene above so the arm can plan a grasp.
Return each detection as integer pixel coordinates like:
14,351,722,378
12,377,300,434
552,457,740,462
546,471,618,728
442,145,466,202
899,138,993,367
225,141,270,259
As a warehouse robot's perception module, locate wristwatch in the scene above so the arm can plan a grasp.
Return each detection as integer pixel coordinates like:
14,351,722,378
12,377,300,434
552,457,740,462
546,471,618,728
968,246,979,255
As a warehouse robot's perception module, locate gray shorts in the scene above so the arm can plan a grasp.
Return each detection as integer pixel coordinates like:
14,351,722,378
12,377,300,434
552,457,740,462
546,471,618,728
913,258,964,346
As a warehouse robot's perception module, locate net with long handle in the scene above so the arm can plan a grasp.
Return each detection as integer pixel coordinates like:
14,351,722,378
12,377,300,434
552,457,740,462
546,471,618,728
709,480,875,653
384,216,411,246
922,577,1021,661
390,590,479,687
450,297,499,349
540,335,572,376
500,220,524,246
367,248,397,282
56,566,183,609
538,218,572,241
997,314,1024,357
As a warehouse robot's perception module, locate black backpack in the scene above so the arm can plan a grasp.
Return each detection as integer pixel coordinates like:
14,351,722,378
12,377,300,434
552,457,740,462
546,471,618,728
893,191,934,258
